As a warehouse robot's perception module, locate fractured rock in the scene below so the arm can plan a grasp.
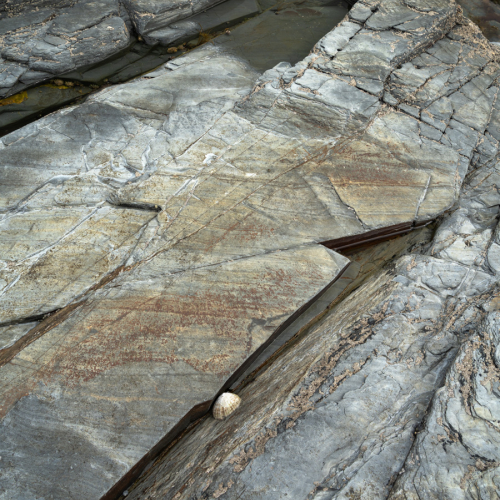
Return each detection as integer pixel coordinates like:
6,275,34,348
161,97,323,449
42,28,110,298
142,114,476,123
118,2,500,500
0,0,131,97
0,0,261,98
2,0,500,498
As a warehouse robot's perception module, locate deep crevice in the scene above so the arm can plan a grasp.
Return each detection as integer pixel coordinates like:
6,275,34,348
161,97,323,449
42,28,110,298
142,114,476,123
0,310,58,329
322,219,433,253
101,259,353,500
107,199,162,212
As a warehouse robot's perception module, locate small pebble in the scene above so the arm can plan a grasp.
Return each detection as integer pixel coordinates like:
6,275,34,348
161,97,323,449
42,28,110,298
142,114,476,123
53,79,64,86
167,47,178,53
65,81,74,87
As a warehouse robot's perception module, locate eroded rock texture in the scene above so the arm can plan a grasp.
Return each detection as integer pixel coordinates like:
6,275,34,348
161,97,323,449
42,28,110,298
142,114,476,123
0,0,261,98
1,0,500,499
0,0,132,97
121,1,500,500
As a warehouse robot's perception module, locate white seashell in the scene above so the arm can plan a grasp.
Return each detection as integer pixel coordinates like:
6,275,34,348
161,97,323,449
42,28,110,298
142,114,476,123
212,392,241,420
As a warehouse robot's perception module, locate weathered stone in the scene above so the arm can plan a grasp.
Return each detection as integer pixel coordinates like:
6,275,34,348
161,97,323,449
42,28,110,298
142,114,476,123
112,3,500,500
387,23,495,108
319,0,456,83
124,241,499,499
0,0,266,97
142,0,261,46
348,1,374,23
0,0,131,97
0,243,349,499
315,21,361,58
0,0,350,136
389,305,500,499
124,148,500,500
0,206,156,324
5,0,500,498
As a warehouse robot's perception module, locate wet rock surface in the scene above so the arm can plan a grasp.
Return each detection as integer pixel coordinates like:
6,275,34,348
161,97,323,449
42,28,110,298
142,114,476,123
0,0,260,98
2,0,500,499
458,0,500,42
0,82,94,136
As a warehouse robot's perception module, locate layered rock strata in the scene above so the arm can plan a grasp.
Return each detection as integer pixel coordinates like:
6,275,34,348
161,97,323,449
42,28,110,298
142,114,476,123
0,0,261,99
0,0,348,139
1,0,500,499
126,151,500,499
123,1,500,499
0,0,132,97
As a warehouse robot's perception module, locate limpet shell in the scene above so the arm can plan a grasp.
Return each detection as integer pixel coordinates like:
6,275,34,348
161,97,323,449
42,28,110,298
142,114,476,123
212,392,241,420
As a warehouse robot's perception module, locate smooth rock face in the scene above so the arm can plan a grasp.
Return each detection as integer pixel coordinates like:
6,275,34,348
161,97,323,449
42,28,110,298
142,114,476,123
389,306,500,499
1,0,499,499
0,244,349,500
0,47,259,325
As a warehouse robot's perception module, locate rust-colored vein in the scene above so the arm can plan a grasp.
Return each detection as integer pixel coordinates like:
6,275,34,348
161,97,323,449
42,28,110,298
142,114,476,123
0,300,85,367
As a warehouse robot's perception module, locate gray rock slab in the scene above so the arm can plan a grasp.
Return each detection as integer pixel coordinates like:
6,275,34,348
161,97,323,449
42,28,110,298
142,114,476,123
0,205,157,324
0,0,132,97
114,3,500,500
143,0,261,46
387,24,495,108
348,1,374,23
124,119,500,500
0,0,350,136
3,0,500,498
124,246,498,500
389,304,500,499
315,21,361,58
0,244,350,500
0,0,265,98
0,47,259,325
318,0,456,83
